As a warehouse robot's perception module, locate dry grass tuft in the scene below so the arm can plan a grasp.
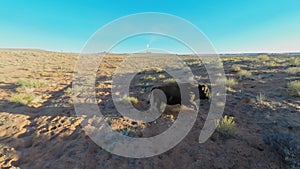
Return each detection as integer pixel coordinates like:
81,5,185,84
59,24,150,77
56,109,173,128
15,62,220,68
290,57,300,66
163,78,176,83
237,69,252,78
226,78,238,87
119,95,139,105
257,55,270,61
285,67,300,74
216,115,237,137
287,80,300,97
10,93,37,105
144,75,157,81
231,64,241,72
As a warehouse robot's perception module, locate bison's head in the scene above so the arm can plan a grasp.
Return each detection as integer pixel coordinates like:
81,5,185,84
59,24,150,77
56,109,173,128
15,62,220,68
198,84,210,100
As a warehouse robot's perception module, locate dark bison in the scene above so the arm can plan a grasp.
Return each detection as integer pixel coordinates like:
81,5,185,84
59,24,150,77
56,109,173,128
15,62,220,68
148,82,210,112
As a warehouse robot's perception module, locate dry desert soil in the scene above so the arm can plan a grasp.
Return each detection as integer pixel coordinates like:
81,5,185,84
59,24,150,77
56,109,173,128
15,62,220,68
0,49,299,169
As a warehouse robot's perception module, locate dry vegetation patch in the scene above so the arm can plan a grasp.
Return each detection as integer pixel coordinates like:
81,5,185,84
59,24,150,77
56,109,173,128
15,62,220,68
287,80,300,97
216,115,237,137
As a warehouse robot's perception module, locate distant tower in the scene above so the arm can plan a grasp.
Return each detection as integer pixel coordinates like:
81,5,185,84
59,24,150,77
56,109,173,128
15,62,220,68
146,44,150,53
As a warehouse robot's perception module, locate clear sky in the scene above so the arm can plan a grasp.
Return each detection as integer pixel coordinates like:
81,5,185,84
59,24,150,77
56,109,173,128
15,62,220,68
0,0,300,54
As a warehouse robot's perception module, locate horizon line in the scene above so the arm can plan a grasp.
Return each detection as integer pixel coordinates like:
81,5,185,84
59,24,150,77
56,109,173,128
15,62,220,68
1,48,300,55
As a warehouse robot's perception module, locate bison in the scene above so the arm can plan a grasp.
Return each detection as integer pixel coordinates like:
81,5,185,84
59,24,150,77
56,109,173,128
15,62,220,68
148,82,210,113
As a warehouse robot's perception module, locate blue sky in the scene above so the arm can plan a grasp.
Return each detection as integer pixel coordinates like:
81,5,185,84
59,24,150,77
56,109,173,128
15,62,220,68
0,0,300,54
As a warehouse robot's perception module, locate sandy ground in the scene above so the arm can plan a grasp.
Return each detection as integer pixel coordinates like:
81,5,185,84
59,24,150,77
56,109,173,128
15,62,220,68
0,49,299,169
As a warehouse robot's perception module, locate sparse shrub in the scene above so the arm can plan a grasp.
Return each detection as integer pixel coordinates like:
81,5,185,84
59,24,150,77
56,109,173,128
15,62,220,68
287,80,300,97
16,86,35,93
237,69,252,78
226,78,238,87
285,67,300,74
210,60,224,69
265,61,278,67
144,75,157,81
290,57,300,66
256,92,274,109
257,54,270,61
161,114,175,122
17,79,46,88
256,92,266,105
10,93,37,105
119,95,139,105
108,117,146,133
163,78,176,83
15,79,46,93
274,57,287,64
64,87,72,95
262,132,300,169
158,74,166,79
216,115,237,137
154,68,164,73
231,64,241,72
97,82,106,89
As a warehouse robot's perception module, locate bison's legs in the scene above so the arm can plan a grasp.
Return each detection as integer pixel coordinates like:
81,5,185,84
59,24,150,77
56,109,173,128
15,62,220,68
149,89,167,114
181,90,198,111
